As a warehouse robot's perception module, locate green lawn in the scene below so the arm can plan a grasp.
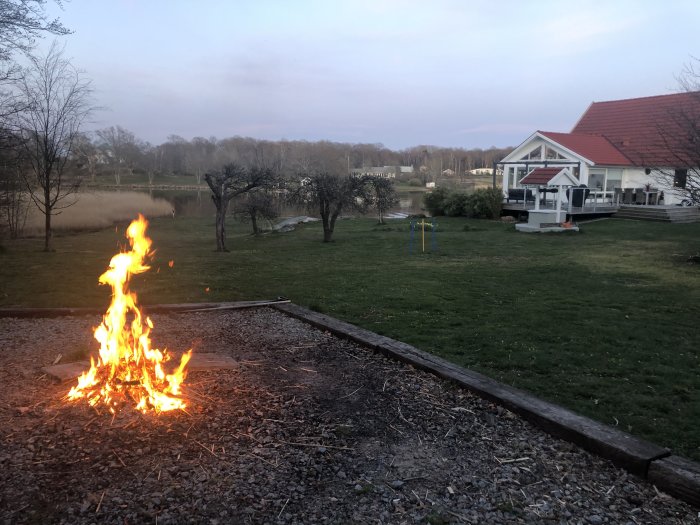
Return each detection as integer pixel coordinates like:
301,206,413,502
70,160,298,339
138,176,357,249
2,216,699,461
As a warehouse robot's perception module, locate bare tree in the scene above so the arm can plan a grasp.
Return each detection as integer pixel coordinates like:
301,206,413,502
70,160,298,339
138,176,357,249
294,172,371,242
0,135,29,238
649,60,700,205
96,126,141,186
235,189,279,235
184,136,217,185
368,176,399,224
0,1,70,116
140,142,160,186
204,163,275,251
0,1,70,236
12,42,93,251
71,131,100,182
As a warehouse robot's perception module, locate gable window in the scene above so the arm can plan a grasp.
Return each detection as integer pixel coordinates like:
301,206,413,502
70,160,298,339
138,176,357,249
674,169,688,188
519,145,542,161
545,146,566,160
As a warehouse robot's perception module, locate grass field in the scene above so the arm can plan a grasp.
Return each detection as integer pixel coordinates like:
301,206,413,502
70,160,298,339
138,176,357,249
1,215,699,461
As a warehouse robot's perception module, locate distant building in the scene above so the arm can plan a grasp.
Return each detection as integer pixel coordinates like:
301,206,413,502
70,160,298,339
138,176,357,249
468,168,494,176
441,168,455,176
350,166,414,179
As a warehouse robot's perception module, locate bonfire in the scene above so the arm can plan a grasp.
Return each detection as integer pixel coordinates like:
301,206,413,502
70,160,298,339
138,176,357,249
67,215,192,413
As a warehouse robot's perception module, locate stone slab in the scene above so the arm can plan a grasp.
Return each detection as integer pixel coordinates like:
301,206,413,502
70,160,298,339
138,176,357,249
648,455,700,508
41,361,90,382
274,302,669,478
186,353,238,372
42,353,237,382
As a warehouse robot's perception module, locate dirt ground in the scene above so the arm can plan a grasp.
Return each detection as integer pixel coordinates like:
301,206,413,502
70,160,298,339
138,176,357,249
0,308,697,524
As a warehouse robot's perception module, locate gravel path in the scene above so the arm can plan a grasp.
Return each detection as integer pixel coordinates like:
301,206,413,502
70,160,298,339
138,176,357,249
0,308,697,524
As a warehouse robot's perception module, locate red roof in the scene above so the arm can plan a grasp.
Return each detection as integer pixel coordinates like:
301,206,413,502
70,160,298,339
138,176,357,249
520,167,563,185
571,92,700,166
538,131,632,166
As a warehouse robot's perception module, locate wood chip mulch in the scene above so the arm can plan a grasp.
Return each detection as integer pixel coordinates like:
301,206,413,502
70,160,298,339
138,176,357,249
0,308,697,524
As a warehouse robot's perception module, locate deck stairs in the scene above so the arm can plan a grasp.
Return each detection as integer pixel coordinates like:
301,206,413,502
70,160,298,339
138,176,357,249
614,206,700,223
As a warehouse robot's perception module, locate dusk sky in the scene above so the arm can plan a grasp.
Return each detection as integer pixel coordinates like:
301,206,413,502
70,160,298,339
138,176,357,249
43,0,700,150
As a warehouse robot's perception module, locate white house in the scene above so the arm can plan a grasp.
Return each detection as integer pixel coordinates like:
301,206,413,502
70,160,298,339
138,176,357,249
498,92,700,206
469,168,494,176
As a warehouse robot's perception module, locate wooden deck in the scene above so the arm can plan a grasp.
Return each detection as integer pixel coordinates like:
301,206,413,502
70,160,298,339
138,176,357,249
502,202,618,217
615,205,700,223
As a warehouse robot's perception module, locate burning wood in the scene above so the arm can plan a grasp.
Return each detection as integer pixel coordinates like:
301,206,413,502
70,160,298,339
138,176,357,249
66,215,192,413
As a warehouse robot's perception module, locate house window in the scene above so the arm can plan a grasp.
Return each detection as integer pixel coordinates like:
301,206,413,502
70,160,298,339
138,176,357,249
588,169,605,190
516,167,527,187
545,146,566,160
519,146,542,161
606,169,622,191
674,169,688,188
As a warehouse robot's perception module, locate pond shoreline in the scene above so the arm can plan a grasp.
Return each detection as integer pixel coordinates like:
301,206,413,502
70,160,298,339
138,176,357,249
85,183,206,191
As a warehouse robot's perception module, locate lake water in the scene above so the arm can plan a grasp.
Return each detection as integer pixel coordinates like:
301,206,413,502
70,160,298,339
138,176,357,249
21,188,426,234
150,188,426,219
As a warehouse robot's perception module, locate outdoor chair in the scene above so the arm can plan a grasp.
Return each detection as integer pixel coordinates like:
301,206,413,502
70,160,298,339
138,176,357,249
613,187,622,205
566,185,590,208
538,187,558,206
622,188,634,204
506,188,534,203
634,188,645,204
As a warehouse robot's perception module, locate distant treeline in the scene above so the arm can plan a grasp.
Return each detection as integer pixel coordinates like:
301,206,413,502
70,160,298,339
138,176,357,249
57,126,513,185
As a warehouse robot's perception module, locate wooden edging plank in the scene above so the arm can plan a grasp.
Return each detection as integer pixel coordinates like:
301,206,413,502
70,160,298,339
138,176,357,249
647,455,700,508
273,303,700,508
0,299,290,319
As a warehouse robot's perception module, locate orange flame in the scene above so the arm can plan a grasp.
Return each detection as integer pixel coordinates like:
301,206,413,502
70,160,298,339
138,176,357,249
67,215,191,414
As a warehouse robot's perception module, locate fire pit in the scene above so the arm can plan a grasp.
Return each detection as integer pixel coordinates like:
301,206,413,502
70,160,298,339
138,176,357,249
0,307,696,523
65,215,192,414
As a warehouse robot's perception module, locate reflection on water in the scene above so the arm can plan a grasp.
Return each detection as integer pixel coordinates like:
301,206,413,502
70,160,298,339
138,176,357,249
151,189,213,218
151,189,426,219
21,188,426,233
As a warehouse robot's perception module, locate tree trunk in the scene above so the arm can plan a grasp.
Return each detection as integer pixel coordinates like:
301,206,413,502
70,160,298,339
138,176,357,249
324,211,340,243
251,213,259,236
44,207,52,251
322,226,333,242
214,199,229,252
320,202,331,243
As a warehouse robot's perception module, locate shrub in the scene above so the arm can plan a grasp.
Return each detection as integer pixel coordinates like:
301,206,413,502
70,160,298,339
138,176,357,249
443,192,470,216
469,187,503,219
408,178,423,187
423,187,449,216
424,187,503,219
